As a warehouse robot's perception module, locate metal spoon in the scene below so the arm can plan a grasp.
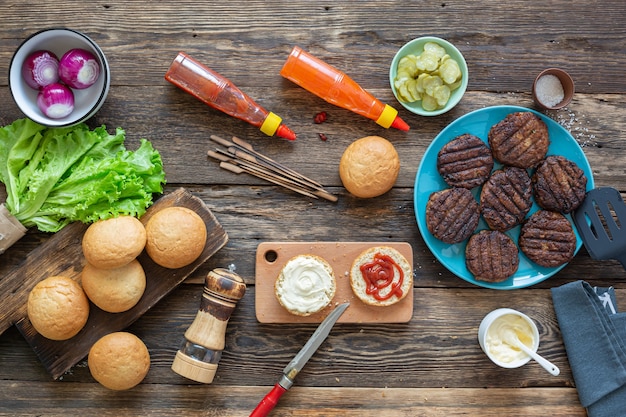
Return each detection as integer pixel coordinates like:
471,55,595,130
502,329,560,376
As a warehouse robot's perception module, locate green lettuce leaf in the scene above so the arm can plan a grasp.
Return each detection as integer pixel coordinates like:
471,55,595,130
0,118,166,232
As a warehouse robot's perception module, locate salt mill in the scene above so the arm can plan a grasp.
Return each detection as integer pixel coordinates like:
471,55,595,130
171,268,246,383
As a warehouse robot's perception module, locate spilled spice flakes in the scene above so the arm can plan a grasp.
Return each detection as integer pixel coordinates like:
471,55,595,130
314,111,327,124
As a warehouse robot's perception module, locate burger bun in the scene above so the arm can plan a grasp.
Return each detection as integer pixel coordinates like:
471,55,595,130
88,332,150,390
145,206,207,269
82,216,146,270
339,136,400,198
27,275,90,340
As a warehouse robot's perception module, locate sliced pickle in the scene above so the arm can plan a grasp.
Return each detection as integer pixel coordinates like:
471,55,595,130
415,50,440,72
439,59,461,84
433,85,451,107
422,94,438,111
423,75,443,97
423,42,447,59
406,79,421,102
416,73,428,93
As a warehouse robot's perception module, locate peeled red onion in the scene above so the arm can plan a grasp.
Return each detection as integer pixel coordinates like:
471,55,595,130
21,50,60,89
58,48,101,89
37,83,75,119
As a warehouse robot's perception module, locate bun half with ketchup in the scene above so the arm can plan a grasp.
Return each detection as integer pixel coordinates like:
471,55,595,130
349,246,412,307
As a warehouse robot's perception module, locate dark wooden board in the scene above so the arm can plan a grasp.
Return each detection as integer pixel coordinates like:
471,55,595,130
255,241,413,323
3,188,227,379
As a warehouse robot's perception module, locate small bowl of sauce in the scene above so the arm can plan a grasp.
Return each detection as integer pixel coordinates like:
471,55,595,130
532,68,574,110
478,308,540,369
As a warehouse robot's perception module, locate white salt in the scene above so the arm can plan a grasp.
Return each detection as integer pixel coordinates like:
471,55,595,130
535,74,564,107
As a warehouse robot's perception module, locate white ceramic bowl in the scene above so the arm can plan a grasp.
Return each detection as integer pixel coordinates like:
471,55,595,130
389,36,468,116
478,308,540,369
9,28,110,127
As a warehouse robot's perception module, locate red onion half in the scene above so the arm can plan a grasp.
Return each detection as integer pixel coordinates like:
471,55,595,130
21,50,60,89
58,48,101,89
37,83,75,119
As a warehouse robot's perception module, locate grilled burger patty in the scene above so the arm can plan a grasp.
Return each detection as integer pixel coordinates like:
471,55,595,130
480,166,533,231
437,133,494,189
532,155,587,214
488,111,549,168
465,230,519,282
426,187,480,244
518,210,576,268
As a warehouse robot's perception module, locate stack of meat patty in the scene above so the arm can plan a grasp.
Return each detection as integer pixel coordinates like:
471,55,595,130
426,111,587,283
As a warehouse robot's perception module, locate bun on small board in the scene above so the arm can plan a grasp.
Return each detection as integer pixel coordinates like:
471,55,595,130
350,246,412,307
27,275,90,340
145,206,207,269
81,259,146,313
82,215,147,270
274,254,336,316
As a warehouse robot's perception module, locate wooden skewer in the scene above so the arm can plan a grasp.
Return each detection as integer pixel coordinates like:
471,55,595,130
218,161,319,199
210,134,324,189
208,135,337,202
227,147,326,192
231,136,324,188
209,150,332,201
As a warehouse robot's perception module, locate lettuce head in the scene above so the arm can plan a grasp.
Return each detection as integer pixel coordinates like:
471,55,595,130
0,118,166,232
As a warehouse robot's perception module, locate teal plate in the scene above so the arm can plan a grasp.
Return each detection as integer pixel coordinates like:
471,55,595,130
414,105,594,289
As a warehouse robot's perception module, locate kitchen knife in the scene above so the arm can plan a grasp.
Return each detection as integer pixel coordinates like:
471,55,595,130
249,302,349,417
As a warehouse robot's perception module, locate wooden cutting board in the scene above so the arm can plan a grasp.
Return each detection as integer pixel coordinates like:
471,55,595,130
0,188,228,380
255,242,414,324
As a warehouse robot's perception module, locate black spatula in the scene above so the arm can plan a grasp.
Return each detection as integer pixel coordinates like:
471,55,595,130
572,187,626,270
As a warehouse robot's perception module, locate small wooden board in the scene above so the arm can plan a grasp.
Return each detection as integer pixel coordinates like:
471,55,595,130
3,188,228,380
255,242,414,324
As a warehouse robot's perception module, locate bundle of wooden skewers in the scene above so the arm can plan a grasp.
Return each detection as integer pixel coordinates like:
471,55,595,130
208,135,337,202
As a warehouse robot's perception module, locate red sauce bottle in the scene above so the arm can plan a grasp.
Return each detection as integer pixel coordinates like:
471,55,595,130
165,52,296,141
280,46,409,131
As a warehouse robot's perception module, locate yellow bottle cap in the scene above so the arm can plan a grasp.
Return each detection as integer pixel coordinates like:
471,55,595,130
375,104,398,128
260,112,282,136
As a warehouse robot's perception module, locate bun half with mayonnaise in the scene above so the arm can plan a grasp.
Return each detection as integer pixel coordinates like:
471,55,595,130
275,254,336,316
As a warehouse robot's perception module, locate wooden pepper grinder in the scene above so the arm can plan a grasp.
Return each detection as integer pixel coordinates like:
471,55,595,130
171,268,246,383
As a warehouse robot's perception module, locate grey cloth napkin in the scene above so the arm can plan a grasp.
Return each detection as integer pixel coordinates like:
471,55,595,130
551,280,626,417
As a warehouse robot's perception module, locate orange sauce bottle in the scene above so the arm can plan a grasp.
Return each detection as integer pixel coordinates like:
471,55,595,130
165,52,296,141
280,46,409,131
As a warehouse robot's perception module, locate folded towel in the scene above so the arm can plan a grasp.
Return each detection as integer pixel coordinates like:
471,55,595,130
551,280,626,417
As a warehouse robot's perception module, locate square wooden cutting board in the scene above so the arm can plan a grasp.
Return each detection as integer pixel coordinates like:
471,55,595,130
255,241,414,324
2,188,228,379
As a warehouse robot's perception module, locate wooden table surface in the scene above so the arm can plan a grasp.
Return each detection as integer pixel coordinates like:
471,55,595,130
1,1,625,416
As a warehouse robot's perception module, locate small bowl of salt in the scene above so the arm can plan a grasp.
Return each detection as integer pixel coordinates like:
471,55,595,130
532,68,574,110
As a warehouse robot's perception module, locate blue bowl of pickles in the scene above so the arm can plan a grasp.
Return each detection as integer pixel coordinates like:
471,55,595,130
389,36,468,116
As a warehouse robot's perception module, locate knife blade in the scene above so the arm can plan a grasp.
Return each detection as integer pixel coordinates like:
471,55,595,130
249,302,349,417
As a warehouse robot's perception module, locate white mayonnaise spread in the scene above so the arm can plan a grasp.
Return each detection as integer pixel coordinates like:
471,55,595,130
486,313,535,364
276,256,334,314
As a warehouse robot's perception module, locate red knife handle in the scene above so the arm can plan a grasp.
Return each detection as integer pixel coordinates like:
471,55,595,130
249,383,288,417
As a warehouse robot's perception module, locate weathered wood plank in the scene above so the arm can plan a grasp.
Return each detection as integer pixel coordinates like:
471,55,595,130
0,383,585,417
1,1,624,94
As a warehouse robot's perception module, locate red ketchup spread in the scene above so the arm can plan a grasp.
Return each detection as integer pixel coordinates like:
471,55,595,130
359,253,404,301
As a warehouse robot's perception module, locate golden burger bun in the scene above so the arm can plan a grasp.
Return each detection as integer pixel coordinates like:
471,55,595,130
349,246,412,307
339,136,400,198
145,206,207,269
82,216,147,270
81,260,146,313
88,331,150,390
27,275,90,340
